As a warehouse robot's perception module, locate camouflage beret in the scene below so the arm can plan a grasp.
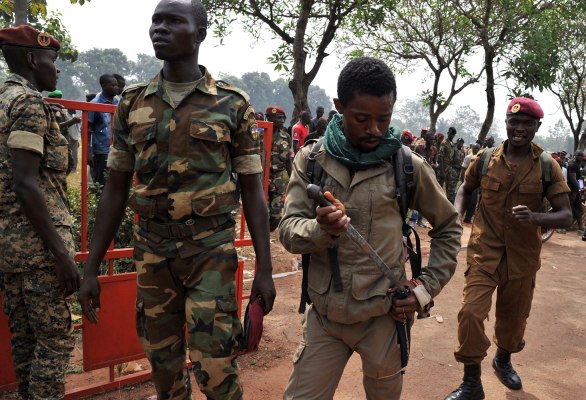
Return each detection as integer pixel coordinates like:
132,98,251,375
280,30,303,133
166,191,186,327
506,97,544,119
265,105,286,116
0,25,60,51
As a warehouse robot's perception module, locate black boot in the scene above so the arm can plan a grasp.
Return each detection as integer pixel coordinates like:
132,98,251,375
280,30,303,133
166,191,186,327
492,347,522,390
444,363,485,400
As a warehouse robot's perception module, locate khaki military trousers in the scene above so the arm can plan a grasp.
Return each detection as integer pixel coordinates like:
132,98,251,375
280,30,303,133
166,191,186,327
135,242,243,400
284,305,403,400
454,259,536,365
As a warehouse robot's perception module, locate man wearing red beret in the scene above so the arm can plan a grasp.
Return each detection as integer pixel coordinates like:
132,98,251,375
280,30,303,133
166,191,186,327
445,97,572,399
265,105,292,231
0,25,79,399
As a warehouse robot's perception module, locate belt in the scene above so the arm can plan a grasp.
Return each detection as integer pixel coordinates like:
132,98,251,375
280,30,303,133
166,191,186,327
138,214,232,239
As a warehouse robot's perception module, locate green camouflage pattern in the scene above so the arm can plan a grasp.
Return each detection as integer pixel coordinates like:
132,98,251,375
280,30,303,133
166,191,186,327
1,263,74,399
438,140,455,175
108,67,262,257
134,242,243,399
265,127,290,229
0,73,72,273
453,147,465,171
49,102,75,174
444,146,465,203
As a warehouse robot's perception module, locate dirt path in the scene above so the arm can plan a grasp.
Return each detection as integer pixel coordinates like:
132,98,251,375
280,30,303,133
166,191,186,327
6,226,583,400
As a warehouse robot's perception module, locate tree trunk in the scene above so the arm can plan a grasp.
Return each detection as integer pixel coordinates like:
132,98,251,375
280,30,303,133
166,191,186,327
478,47,495,143
288,0,313,124
574,129,586,151
14,0,28,26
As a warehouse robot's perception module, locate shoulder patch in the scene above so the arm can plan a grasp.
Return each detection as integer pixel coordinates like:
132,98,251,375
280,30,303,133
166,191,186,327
216,80,250,102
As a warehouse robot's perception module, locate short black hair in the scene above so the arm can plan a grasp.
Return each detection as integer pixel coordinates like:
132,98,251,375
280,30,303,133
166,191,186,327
337,57,397,106
190,0,208,27
99,74,115,87
113,73,125,83
448,126,457,134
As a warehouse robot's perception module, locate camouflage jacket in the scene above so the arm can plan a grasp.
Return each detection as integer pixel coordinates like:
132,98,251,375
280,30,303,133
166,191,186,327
268,127,291,177
107,67,262,257
0,74,72,272
438,140,455,169
452,147,465,170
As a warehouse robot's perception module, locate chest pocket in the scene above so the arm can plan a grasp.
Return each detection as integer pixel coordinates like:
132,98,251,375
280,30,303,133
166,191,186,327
480,178,501,207
518,182,543,210
189,117,231,173
128,123,158,175
44,130,69,172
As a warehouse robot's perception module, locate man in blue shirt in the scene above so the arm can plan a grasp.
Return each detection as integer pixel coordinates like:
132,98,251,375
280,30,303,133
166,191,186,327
88,74,118,187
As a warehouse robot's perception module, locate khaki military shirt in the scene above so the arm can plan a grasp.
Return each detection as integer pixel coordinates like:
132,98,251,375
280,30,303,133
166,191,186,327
0,74,71,273
279,144,462,324
108,67,261,257
465,142,570,279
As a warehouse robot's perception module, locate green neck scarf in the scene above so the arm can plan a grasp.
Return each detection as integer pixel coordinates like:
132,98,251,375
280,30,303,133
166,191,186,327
323,113,402,170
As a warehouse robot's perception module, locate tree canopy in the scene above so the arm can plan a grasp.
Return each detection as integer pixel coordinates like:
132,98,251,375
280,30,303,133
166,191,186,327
203,0,387,120
0,0,90,61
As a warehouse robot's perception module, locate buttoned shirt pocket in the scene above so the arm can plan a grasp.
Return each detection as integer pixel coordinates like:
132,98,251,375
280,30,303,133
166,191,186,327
351,272,392,316
518,182,543,210
44,133,69,172
189,118,231,172
128,123,157,175
480,178,500,207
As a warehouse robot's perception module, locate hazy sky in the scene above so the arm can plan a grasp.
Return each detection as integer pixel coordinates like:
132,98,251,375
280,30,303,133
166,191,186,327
46,0,565,134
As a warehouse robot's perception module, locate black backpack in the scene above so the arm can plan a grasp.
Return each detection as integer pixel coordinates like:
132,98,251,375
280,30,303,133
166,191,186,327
298,138,422,313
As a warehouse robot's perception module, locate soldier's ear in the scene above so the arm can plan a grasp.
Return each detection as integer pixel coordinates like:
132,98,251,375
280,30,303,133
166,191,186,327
333,98,343,114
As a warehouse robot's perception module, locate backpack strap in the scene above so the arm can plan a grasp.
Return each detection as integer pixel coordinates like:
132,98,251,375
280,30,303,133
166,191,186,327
299,137,331,313
478,147,497,177
394,145,422,280
394,145,415,221
306,137,324,187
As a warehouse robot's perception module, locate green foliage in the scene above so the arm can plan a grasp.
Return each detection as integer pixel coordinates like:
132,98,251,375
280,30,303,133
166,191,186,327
343,0,480,133
218,71,333,119
533,119,574,153
0,0,91,62
68,184,135,274
56,49,163,100
203,0,379,113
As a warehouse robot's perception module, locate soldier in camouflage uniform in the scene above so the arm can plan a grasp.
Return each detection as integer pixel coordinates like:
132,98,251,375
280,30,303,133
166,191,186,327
264,106,292,231
47,89,81,174
452,138,466,187
78,1,276,399
438,127,458,203
0,26,80,399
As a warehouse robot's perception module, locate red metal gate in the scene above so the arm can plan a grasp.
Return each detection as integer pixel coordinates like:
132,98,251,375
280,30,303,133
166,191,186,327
0,98,273,397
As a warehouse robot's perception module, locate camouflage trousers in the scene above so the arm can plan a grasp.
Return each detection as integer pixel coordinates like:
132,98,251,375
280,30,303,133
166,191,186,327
268,174,286,231
445,167,460,204
134,242,243,400
1,268,74,400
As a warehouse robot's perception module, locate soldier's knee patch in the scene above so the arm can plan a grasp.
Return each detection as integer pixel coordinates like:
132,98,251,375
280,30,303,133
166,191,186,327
187,294,240,356
191,353,241,399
